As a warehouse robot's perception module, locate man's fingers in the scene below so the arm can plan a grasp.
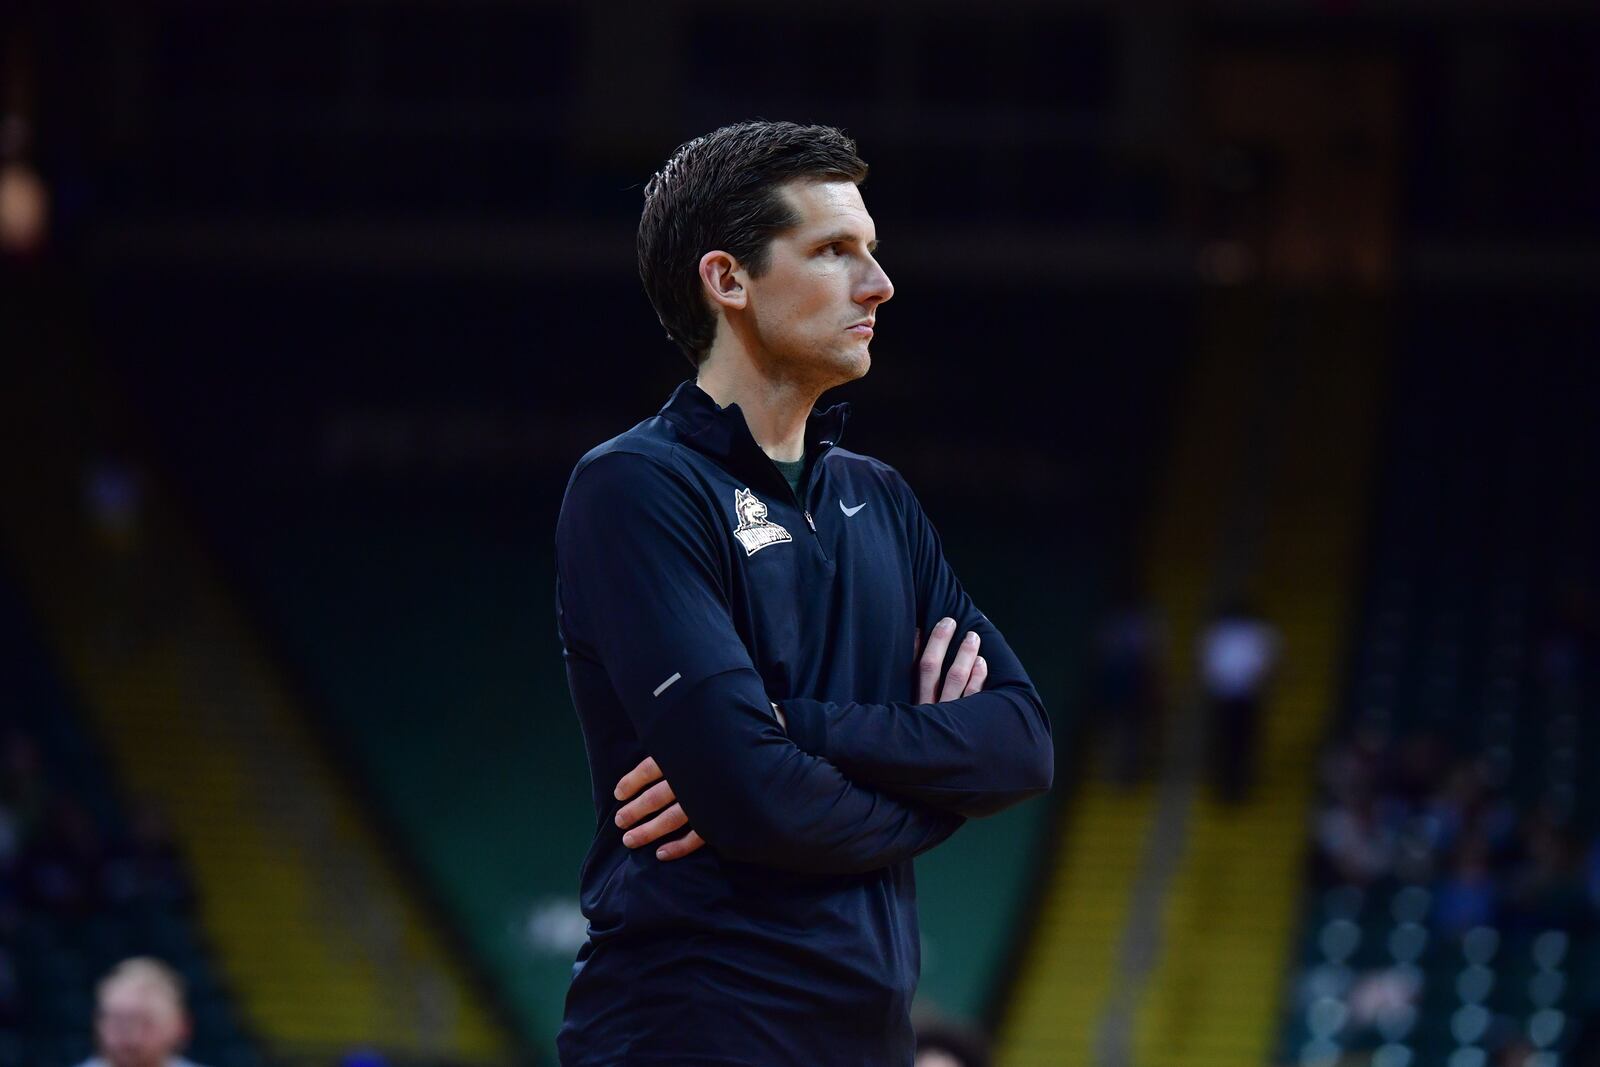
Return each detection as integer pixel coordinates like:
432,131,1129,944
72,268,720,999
615,780,676,830
655,830,706,862
940,631,982,702
613,756,663,801
962,655,988,697
917,617,957,704
621,802,689,849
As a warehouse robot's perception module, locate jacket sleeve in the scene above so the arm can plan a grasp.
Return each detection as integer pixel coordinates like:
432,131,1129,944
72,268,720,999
556,451,962,873
777,474,1054,818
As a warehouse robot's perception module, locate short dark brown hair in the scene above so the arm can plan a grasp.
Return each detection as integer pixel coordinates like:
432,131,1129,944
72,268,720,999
638,121,868,367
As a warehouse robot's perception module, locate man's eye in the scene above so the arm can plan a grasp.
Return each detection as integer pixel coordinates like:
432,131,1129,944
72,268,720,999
822,242,844,256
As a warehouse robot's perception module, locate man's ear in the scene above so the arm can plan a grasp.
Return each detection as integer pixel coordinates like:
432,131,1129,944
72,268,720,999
698,250,747,312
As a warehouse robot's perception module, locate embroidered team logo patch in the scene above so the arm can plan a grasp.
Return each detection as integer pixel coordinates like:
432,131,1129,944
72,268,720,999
731,487,792,556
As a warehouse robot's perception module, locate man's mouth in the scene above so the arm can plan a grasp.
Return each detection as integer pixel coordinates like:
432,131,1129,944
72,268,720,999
847,322,874,337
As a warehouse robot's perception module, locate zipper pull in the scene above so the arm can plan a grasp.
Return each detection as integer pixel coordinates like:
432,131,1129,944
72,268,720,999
804,511,816,531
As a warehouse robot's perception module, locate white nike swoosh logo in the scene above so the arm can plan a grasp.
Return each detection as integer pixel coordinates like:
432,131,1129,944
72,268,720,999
840,500,867,517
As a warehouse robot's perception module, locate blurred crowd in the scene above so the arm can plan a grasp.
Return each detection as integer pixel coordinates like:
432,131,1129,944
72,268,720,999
1313,585,1598,937
1314,732,1597,939
1293,587,1599,1067
0,723,194,1056
0,726,191,928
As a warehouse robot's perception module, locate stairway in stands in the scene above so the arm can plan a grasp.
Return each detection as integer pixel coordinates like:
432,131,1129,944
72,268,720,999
1132,299,1384,1067
997,297,1268,1066
998,294,1383,1066
0,298,508,1064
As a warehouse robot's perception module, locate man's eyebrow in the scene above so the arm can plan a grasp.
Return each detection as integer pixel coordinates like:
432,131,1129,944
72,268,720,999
814,231,879,252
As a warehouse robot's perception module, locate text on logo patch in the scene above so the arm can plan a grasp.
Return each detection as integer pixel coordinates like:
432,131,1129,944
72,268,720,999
732,488,793,556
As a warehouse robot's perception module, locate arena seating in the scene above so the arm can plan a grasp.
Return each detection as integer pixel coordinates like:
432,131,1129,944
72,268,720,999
0,571,261,1067
1278,299,1599,1067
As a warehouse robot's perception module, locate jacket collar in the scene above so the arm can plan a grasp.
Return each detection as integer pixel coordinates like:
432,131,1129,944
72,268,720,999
658,379,850,494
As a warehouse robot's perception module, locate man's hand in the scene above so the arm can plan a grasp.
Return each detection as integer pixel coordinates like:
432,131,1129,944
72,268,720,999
616,623,984,862
614,757,705,862
916,616,987,703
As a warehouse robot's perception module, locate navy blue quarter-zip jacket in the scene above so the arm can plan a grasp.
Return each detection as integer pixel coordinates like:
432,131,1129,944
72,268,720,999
555,380,1053,1067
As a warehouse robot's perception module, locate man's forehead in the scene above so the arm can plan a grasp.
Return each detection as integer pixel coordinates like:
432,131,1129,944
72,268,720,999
778,179,876,239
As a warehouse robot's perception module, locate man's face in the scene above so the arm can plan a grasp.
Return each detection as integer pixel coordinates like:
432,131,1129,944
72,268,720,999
96,980,186,1067
736,178,894,389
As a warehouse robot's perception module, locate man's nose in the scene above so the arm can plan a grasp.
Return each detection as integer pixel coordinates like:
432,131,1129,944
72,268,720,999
859,258,894,307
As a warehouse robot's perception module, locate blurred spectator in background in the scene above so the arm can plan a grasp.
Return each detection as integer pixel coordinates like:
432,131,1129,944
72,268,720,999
77,957,207,1067
103,807,193,915
1426,760,1516,862
1345,964,1421,1034
1389,730,1449,811
1092,593,1165,786
1434,831,1499,937
1198,601,1281,803
914,1019,992,1067
1316,782,1397,887
0,114,48,260
1505,804,1588,934
19,797,105,917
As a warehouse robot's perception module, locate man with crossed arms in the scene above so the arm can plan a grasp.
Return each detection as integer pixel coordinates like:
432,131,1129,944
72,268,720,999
556,120,1053,1066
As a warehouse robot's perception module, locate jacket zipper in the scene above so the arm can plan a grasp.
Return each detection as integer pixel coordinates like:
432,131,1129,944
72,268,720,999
776,444,832,560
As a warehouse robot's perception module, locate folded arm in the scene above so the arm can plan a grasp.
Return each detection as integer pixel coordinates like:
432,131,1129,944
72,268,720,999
778,473,1054,818
558,451,962,874
614,621,989,859
780,618,1052,818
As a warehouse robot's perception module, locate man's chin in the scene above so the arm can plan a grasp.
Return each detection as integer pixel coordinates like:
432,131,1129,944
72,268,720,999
833,346,871,384
846,349,871,381
780,344,870,393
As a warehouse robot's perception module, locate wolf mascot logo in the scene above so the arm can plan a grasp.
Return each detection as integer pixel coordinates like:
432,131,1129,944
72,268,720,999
731,488,793,556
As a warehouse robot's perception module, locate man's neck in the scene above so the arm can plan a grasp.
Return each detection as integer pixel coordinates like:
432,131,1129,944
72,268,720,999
695,353,820,464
